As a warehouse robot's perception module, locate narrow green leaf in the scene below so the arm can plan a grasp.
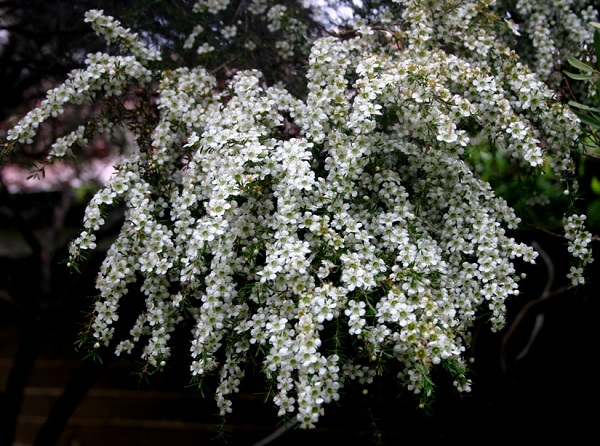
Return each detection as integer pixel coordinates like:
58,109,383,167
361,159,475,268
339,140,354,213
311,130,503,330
595,29,600,64
567,56,595,72
568,101,600,113
573,110,600,129
590,21,600,30
563,71,596,80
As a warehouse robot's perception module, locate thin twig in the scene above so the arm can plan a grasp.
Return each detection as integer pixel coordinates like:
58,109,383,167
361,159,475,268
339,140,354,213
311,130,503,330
252,420,299,446
499,241,556,377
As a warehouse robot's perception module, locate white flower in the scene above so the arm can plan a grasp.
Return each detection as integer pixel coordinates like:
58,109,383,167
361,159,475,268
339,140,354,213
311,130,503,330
6,0,596,430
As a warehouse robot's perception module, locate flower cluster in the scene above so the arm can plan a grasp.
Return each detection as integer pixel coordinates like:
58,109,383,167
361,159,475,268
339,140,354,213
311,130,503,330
4,0,597,431
6,49,152,150
498,0,599,80
564,214,594,285
184,0,312,61
84,9,162,63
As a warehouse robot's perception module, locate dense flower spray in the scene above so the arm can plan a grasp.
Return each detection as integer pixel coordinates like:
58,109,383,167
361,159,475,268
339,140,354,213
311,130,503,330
3,0,596,429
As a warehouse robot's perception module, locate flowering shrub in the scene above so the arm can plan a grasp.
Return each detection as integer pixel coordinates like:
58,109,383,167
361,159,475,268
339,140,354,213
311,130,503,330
2,0,597,430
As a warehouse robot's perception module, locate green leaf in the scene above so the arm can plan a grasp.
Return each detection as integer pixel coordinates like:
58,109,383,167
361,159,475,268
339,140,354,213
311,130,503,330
573,110,600,129
563,71,596,80
595,29,600,64
591,176,600,195
590,21,600,30
568,101,600,113
566,56,595,72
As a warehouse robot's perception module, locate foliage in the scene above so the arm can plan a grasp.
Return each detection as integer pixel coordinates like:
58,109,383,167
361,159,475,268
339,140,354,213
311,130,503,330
564,22,600,142
1,0,597,430
562,21,600,231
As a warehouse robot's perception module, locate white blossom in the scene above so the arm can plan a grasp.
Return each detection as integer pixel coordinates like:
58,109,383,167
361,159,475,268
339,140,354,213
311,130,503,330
5,0,597,431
